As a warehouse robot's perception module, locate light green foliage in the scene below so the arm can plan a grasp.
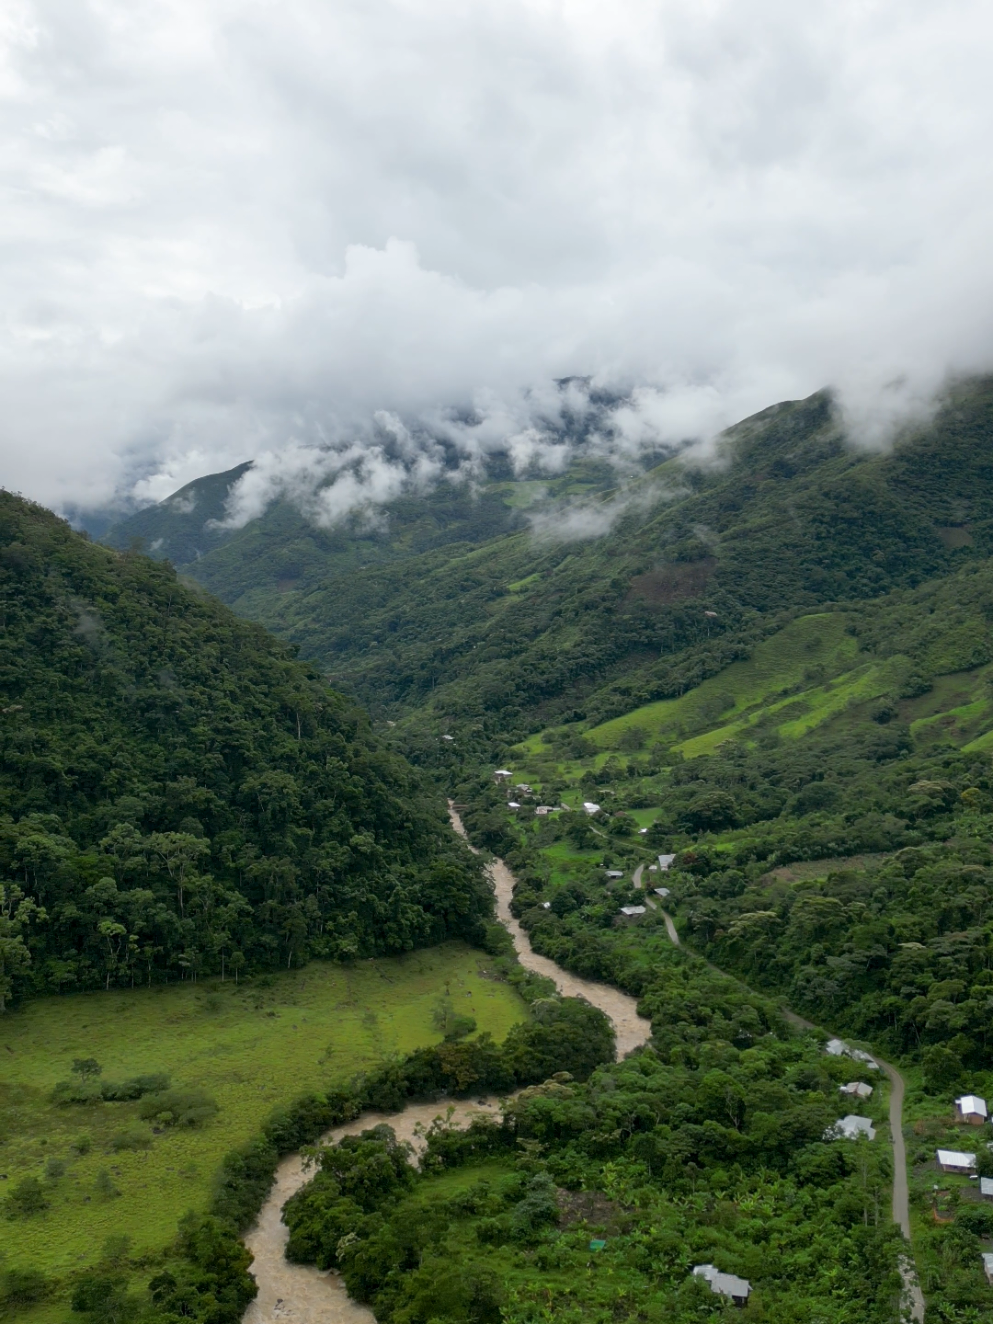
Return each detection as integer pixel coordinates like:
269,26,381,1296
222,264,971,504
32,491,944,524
0,944,524,1277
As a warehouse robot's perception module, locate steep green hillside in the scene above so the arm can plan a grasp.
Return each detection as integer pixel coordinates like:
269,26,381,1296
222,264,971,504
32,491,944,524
0,493,489,1007
161,380,993,748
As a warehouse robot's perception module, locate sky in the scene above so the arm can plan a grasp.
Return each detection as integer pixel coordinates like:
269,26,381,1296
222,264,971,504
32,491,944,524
3,0,993,522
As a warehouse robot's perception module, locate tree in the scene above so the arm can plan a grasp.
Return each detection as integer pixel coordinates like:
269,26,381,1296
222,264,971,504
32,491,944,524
0,884,45,1012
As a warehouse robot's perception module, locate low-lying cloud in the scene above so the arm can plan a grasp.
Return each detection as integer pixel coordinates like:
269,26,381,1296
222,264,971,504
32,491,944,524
3,0,993,524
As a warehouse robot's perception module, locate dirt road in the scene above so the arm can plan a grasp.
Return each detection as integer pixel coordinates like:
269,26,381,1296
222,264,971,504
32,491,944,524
658,907,924,1319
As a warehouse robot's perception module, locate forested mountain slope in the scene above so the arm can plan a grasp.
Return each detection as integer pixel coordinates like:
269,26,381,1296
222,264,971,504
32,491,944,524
104,379,993,750
0,494,489,1008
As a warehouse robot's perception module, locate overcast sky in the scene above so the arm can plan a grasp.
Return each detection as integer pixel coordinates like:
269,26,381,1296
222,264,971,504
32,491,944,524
3,0,993,518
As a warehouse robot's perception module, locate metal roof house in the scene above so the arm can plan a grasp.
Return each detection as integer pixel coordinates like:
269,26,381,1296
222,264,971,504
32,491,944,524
619,905,646,917
657,854,677,870
826,1115,876,1141
840,1082,873,1099
936,1149,977,1174
655,886,671,898
692,1265,751,1307
494,769,512,780
982,1252,993,1285
582,801,601,814
980,1177,993,1199
824,1038,880,1070
605,870,624,879
955,1094,988,1125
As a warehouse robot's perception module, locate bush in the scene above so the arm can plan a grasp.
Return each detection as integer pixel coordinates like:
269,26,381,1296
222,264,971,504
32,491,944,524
110,1125,153,1152
0,1267,49,1306
3,1176,49,1218
139,1087,218,1128
44,1156,67,1179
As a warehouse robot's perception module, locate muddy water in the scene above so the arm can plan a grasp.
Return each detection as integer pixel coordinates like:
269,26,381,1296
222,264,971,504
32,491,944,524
243,1098,503,1324
241,808,651,1323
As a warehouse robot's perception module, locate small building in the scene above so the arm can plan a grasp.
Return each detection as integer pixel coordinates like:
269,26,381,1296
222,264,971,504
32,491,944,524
692,1265,751,1307
494,769,512,781
655,887,670,898
982,1252,993,1286
442,734,454,741
535,805,556,816
826,1115,876,1141
507,802,521,810
824,1038,879,1070
936,1149,977,1174
657,854,677,870
980,1177,993,1200
541,901,551,910
582,801,601,815
619,905,646,917
639,827,648,834
955,1095,989,1125
840,1082,873,1100
515,783,532,793
605,870,624,879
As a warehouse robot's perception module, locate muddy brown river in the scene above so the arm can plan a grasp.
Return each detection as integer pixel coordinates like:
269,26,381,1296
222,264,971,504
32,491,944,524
241,808,652,1324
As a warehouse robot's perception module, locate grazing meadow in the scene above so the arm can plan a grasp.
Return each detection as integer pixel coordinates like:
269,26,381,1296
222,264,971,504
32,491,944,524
0,942,525,1279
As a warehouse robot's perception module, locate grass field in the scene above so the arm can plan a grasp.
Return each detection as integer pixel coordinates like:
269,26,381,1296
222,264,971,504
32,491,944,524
0,943,526,1278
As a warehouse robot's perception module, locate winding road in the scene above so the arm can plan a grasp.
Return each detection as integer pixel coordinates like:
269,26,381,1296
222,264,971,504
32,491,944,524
241,823,922,1323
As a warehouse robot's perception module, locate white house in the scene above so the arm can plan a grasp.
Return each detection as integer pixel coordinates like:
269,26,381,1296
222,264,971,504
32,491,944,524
494,769,512,781
515,783,532,793
980,1177,993,1200
692,1265,751,1307
619,905,646,917
605,870,624,879
442,734,454,741
840,1082,873,1100
826,1115,876,1141
655,887,671,898
582,801,601,815
657,854,677,870
535,806,556,816
507,802,521,810
936,1149,977,1174
982,1252,993,1286
955,1095,989,1125
824,1038,879,1070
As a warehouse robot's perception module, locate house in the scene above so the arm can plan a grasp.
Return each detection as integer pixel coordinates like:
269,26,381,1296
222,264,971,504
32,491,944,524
982,1252,993,1285
657,854,677,870
535,806,555,816
936,1149,977,1174
824,1038,879,1070
619,905,646,917
582,801,601,815
655,887,671,898
541,901,551,909
515,783,532,793
507,802,521,810
639,827,648,834
692,1265,751,1307
826,1115,876,1141
605,870,624,879
840,1082,873,1099
494,769,512,781
442,734,454,741
955,1094,989,1125
980,1177,993,1199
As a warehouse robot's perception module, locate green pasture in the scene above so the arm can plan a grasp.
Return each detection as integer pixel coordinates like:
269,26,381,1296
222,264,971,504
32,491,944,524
585,613,857,752
0,944,525,1278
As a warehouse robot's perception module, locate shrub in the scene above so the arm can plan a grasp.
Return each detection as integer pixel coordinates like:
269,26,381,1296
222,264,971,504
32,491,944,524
0,1267,49,1306
44,1156,67,1179
139,1087,218,1128
110,1125,153,1152
3,1176,49,1218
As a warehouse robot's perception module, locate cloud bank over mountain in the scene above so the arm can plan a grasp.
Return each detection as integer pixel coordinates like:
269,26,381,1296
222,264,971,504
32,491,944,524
3,0,993,518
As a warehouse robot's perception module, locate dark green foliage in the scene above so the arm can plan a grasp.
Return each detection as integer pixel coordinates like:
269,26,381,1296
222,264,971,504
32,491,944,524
138,1087,218,1128
146,1213,256,1324
3,1175,49,1218
0,1266,49,1308
0,493,490,1002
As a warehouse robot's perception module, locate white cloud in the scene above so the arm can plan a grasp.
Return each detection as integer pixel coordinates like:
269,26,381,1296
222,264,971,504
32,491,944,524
1,0,993,516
